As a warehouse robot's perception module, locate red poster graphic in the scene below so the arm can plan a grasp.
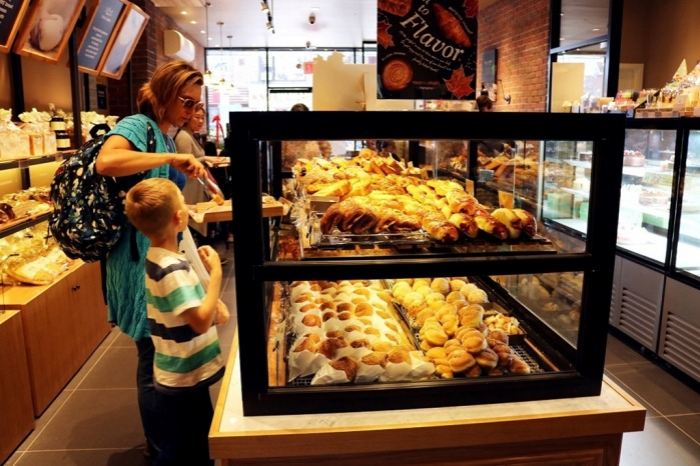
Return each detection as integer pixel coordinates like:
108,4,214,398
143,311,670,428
377,0,478,100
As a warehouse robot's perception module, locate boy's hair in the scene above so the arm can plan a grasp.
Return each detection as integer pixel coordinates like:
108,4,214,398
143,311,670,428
125,178,181,239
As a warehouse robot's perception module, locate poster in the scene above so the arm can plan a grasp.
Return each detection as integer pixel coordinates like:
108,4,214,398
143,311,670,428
77,0,127,75
377,0,478,100
12,0,86,64
0,0,30,54
100,1,148,80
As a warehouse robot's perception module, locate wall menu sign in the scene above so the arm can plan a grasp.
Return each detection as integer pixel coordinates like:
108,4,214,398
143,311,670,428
377,0,478,100
0,0,29,54
99,1,149,80
77,0,128,75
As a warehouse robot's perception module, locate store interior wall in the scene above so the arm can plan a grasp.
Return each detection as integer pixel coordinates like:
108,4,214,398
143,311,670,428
477,0,550,112
621,0,700,89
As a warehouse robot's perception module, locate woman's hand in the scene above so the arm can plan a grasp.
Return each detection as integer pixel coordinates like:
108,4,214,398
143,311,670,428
172,153,206,179
214,300,230,326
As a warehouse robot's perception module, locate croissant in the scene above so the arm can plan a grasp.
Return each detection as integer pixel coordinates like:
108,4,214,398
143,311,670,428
389,215,421,232
422,218,460,243
350,210,379,234
491,208,523,239
512,208,538,237
448,213,479,239
473,213,509,240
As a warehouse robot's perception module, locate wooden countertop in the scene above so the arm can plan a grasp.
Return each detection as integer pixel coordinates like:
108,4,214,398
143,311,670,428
209,332,646,464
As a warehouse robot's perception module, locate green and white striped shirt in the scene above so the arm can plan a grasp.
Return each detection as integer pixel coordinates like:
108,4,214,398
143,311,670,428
145,247,224,390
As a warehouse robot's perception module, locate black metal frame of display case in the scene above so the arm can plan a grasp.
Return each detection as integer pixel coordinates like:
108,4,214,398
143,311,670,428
228,111,626,416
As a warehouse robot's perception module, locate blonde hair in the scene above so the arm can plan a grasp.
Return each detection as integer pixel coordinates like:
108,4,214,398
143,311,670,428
136,60,203,122
125,178,182,239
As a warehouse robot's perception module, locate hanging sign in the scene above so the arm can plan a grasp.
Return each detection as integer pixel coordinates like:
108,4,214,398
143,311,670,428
99,1,149,80
0,0,30,54
377,0,478,100
77,0,128,75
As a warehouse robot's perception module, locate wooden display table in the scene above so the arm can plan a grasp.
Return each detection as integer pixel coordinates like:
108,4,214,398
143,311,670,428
0,311,34,464
210,334,646,466
0,261,111,416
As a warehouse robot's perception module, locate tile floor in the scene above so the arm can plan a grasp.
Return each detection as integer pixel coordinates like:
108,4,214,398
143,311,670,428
4,260,700,465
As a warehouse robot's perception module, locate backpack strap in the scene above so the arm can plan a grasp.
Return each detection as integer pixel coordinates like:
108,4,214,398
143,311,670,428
129,122,157,262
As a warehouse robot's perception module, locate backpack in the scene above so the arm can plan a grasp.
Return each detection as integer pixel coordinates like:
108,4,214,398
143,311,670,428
48,123,155,262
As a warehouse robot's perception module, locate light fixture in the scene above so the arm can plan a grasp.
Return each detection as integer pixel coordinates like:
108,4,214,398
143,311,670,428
261,1,269,14
203,3,214,86
265,0,274,33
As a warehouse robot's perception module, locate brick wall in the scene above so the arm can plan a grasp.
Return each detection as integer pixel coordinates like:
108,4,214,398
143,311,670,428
478,0,550,112
107,0,205,117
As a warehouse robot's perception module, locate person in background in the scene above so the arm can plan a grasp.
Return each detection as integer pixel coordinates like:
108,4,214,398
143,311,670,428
476,90,494,112
95,59,206,462
377,139,402,162
125,177,229,466
281,102,331,171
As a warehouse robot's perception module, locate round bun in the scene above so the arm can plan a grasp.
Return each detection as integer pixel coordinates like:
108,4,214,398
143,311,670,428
330,356,358,381
447,349,476,373
461,329,488,354
430,277,451,295
467,288,489,304
475,347,499,369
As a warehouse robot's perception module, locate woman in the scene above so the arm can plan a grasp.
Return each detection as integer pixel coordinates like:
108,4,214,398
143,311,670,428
175,104,208,206
95,59,206,464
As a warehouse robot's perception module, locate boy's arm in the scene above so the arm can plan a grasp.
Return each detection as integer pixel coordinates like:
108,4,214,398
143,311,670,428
181,246,223,334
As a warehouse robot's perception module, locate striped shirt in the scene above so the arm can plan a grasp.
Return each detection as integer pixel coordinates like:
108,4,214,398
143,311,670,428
145,247,224,391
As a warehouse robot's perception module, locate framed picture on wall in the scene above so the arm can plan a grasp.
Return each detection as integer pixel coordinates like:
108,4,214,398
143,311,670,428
77,0,129,75
12,0,86,64
0,0,31,54
99,1,148,80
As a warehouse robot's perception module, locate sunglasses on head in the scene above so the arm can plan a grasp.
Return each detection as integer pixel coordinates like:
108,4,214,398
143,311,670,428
178,96,201,109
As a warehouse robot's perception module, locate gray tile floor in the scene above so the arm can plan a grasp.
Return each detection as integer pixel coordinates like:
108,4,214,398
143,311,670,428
5,263,700,465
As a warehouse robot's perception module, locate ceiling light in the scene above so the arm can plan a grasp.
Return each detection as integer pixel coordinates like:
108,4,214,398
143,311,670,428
190,20,197,24
261,1,270,14
180,10,187,15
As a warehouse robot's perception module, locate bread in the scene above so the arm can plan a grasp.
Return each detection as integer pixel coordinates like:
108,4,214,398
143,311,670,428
448,212,480,239
314,180,351,197
473,213,509,240
512,208,537,237
491,208,523,239
475,348,499,369
361,351,388,367
447,349,476,373
330,356,358,382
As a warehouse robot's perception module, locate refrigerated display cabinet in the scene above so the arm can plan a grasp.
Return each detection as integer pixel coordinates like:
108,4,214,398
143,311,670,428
608,118,700,386
227,110,625,416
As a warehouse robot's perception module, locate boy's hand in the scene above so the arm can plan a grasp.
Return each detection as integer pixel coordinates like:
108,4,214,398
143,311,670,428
197,245,221,274
215,300,230,326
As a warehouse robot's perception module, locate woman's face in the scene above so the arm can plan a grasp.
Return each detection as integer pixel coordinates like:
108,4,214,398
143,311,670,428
168,83,202,128
189,110,206,132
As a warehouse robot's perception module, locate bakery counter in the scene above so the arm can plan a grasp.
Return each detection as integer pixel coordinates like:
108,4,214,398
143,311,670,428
210,333,646,466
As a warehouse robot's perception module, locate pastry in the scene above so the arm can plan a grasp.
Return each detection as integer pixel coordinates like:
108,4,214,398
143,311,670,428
330,356,358,382
512,209,537,237
461,328,487,354
382,58,413,91
509,355,531,374
378,0,412,17
447,349,476,373
491,208,523,239
432,3,472,48
475,347,499,369
448,212,480,239
361,351,388,367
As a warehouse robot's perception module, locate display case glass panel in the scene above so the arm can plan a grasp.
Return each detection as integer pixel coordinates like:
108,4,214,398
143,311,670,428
617,127,677,265
675,129,700,279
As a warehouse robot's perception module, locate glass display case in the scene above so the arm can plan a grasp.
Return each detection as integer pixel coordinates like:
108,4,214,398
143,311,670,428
617,119,680,266
674,128,700,280
228,111,625,416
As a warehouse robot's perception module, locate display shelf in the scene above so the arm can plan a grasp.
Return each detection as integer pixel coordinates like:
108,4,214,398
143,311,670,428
0,151,73,170
211,335,646,466
0,211,52,236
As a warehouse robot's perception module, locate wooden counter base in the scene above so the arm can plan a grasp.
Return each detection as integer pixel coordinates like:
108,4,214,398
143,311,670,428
210,334,646,466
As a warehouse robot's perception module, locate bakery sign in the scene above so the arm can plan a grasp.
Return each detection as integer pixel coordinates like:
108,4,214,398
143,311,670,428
377,0,478,100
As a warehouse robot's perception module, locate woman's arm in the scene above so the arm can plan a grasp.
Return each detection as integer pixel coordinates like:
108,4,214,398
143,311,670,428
96,134,205,179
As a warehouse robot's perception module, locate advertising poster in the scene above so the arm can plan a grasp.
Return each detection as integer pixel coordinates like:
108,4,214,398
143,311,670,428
0,0,30,54
377,0,478,100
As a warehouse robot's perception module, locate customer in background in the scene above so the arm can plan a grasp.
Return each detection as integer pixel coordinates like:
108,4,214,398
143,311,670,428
125,177,229,466
476,90,494,112
377,139,402,162
281,102,332,171
95,59,206,462
175,104,208,206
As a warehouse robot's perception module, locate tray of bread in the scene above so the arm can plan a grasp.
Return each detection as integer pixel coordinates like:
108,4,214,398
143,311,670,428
274,277,554,387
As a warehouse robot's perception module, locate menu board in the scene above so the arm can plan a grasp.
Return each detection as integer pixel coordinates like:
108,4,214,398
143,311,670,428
0,0,29,54
377,0,478,100
77,0,127,75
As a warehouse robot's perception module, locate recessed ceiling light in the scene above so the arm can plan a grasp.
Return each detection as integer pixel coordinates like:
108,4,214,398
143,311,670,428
180,10,188,15
310,6,321,10
201,30,206,34
190,20,197,24
592,28,600,31
560,37,565,41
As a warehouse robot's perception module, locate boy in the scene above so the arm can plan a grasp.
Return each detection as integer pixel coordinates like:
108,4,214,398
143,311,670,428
125,177,229,466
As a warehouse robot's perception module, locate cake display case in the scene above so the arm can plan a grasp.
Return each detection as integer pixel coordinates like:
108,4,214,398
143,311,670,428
227,111,625,416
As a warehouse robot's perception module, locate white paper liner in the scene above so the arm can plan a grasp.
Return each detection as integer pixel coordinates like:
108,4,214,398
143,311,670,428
287,350,328,381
